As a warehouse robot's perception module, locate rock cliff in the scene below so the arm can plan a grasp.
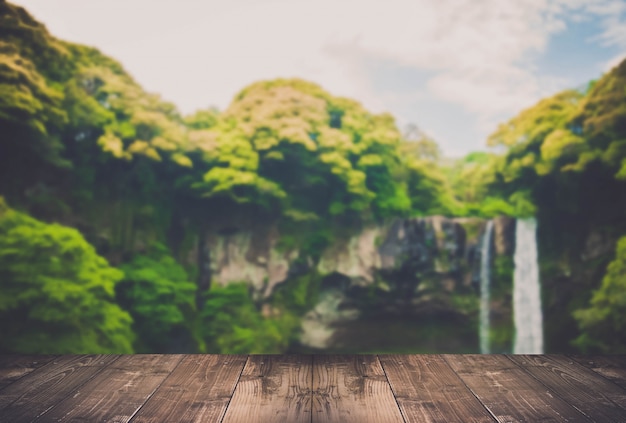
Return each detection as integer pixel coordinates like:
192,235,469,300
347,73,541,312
205,215,517,352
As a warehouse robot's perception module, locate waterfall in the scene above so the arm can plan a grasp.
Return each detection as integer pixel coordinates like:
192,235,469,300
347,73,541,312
479,220,494,354
513,218,543,354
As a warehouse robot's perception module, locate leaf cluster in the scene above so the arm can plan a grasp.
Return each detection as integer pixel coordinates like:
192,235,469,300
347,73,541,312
0,197,134,353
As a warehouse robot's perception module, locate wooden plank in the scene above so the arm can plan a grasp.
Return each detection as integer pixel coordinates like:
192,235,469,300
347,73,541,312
221,355,312,423
129,355,247,423
570,355,626,391
379,354,496,423
0,355,57,390
444,354,591,422
312,354,403,423
509,355,626,421
34,354,182,423
0,355,119,420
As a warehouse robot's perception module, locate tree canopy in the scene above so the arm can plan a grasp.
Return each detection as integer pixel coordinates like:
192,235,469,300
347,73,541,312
0,197,134,353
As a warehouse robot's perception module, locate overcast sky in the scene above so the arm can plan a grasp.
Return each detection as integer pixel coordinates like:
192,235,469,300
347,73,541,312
13,0,626,157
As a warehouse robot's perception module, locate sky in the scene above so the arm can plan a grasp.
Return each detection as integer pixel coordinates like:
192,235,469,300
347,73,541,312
13,0,626,157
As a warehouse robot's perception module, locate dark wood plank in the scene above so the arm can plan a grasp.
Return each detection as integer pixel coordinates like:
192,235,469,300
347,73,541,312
570,355,626,391
222,355,312,423
0,355,57,390
0,355,119,421
34,354,182,423
129,354,247,423
312,354,403,423
444,354,591,422
509,355,626,421
380,354,496,423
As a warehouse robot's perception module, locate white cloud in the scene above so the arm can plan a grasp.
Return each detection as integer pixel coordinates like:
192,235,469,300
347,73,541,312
12,1,557,106
11,0,626,155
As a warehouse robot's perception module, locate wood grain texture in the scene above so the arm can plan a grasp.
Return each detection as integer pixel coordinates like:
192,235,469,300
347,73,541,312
509,355,626,421
571,355,626,391
0,355,119,421
444,354,591,422
129,354,247,423
34,354,182,423
380,354,496,423
221,355,312,423
1,354,625,423
312,354,403,423
0,355,57,390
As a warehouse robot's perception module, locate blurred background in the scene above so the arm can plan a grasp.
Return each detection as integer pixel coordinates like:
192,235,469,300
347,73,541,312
1,0,625,354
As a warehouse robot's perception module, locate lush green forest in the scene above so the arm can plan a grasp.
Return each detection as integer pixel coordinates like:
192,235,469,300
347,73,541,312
1,2,625,353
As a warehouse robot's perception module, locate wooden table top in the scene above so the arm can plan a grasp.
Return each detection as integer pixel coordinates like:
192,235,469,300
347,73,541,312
0,354,625,422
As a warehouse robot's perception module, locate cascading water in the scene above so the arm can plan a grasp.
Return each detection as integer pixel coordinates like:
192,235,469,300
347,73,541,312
479,220,494,354
513,218,543,354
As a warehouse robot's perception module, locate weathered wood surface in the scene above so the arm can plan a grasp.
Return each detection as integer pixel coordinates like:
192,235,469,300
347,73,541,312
571,354,626,391
312,355,403,422
508,354,626,421
0,355,56,391
40,355,181,422
444,354,593,422
0,354,624,422
379,354,496,423
222,355,312,423
132,354,247,423
0,355,119,421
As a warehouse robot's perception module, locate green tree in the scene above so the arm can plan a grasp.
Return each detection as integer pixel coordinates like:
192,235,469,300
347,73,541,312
200,283,298,354
195,79,416,222
0,198,134,353
116,244,197,352
487,59,626,190
573,236,626,352
439,152,511,217
484,58,626,353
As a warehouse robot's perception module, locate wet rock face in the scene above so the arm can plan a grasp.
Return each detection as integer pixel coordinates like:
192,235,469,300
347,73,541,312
301,216,504,351
202,216,515,352
324,217,475,299
206,225,298,298
581,229,616,261
300,289,359,349
493,216,516,256
379,218,437,272
317,227,383,285
377,218,444,304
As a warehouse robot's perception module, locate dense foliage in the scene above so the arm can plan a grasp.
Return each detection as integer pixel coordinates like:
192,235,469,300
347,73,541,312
480,60,626,352
0,197,134,353
200,283,299,354
116,244,197,352
573,236,626,352
0,2,454,353
1,1,625,353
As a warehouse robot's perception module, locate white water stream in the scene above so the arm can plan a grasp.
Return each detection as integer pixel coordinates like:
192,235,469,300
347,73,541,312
479,220,494,354
513,218,543,354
